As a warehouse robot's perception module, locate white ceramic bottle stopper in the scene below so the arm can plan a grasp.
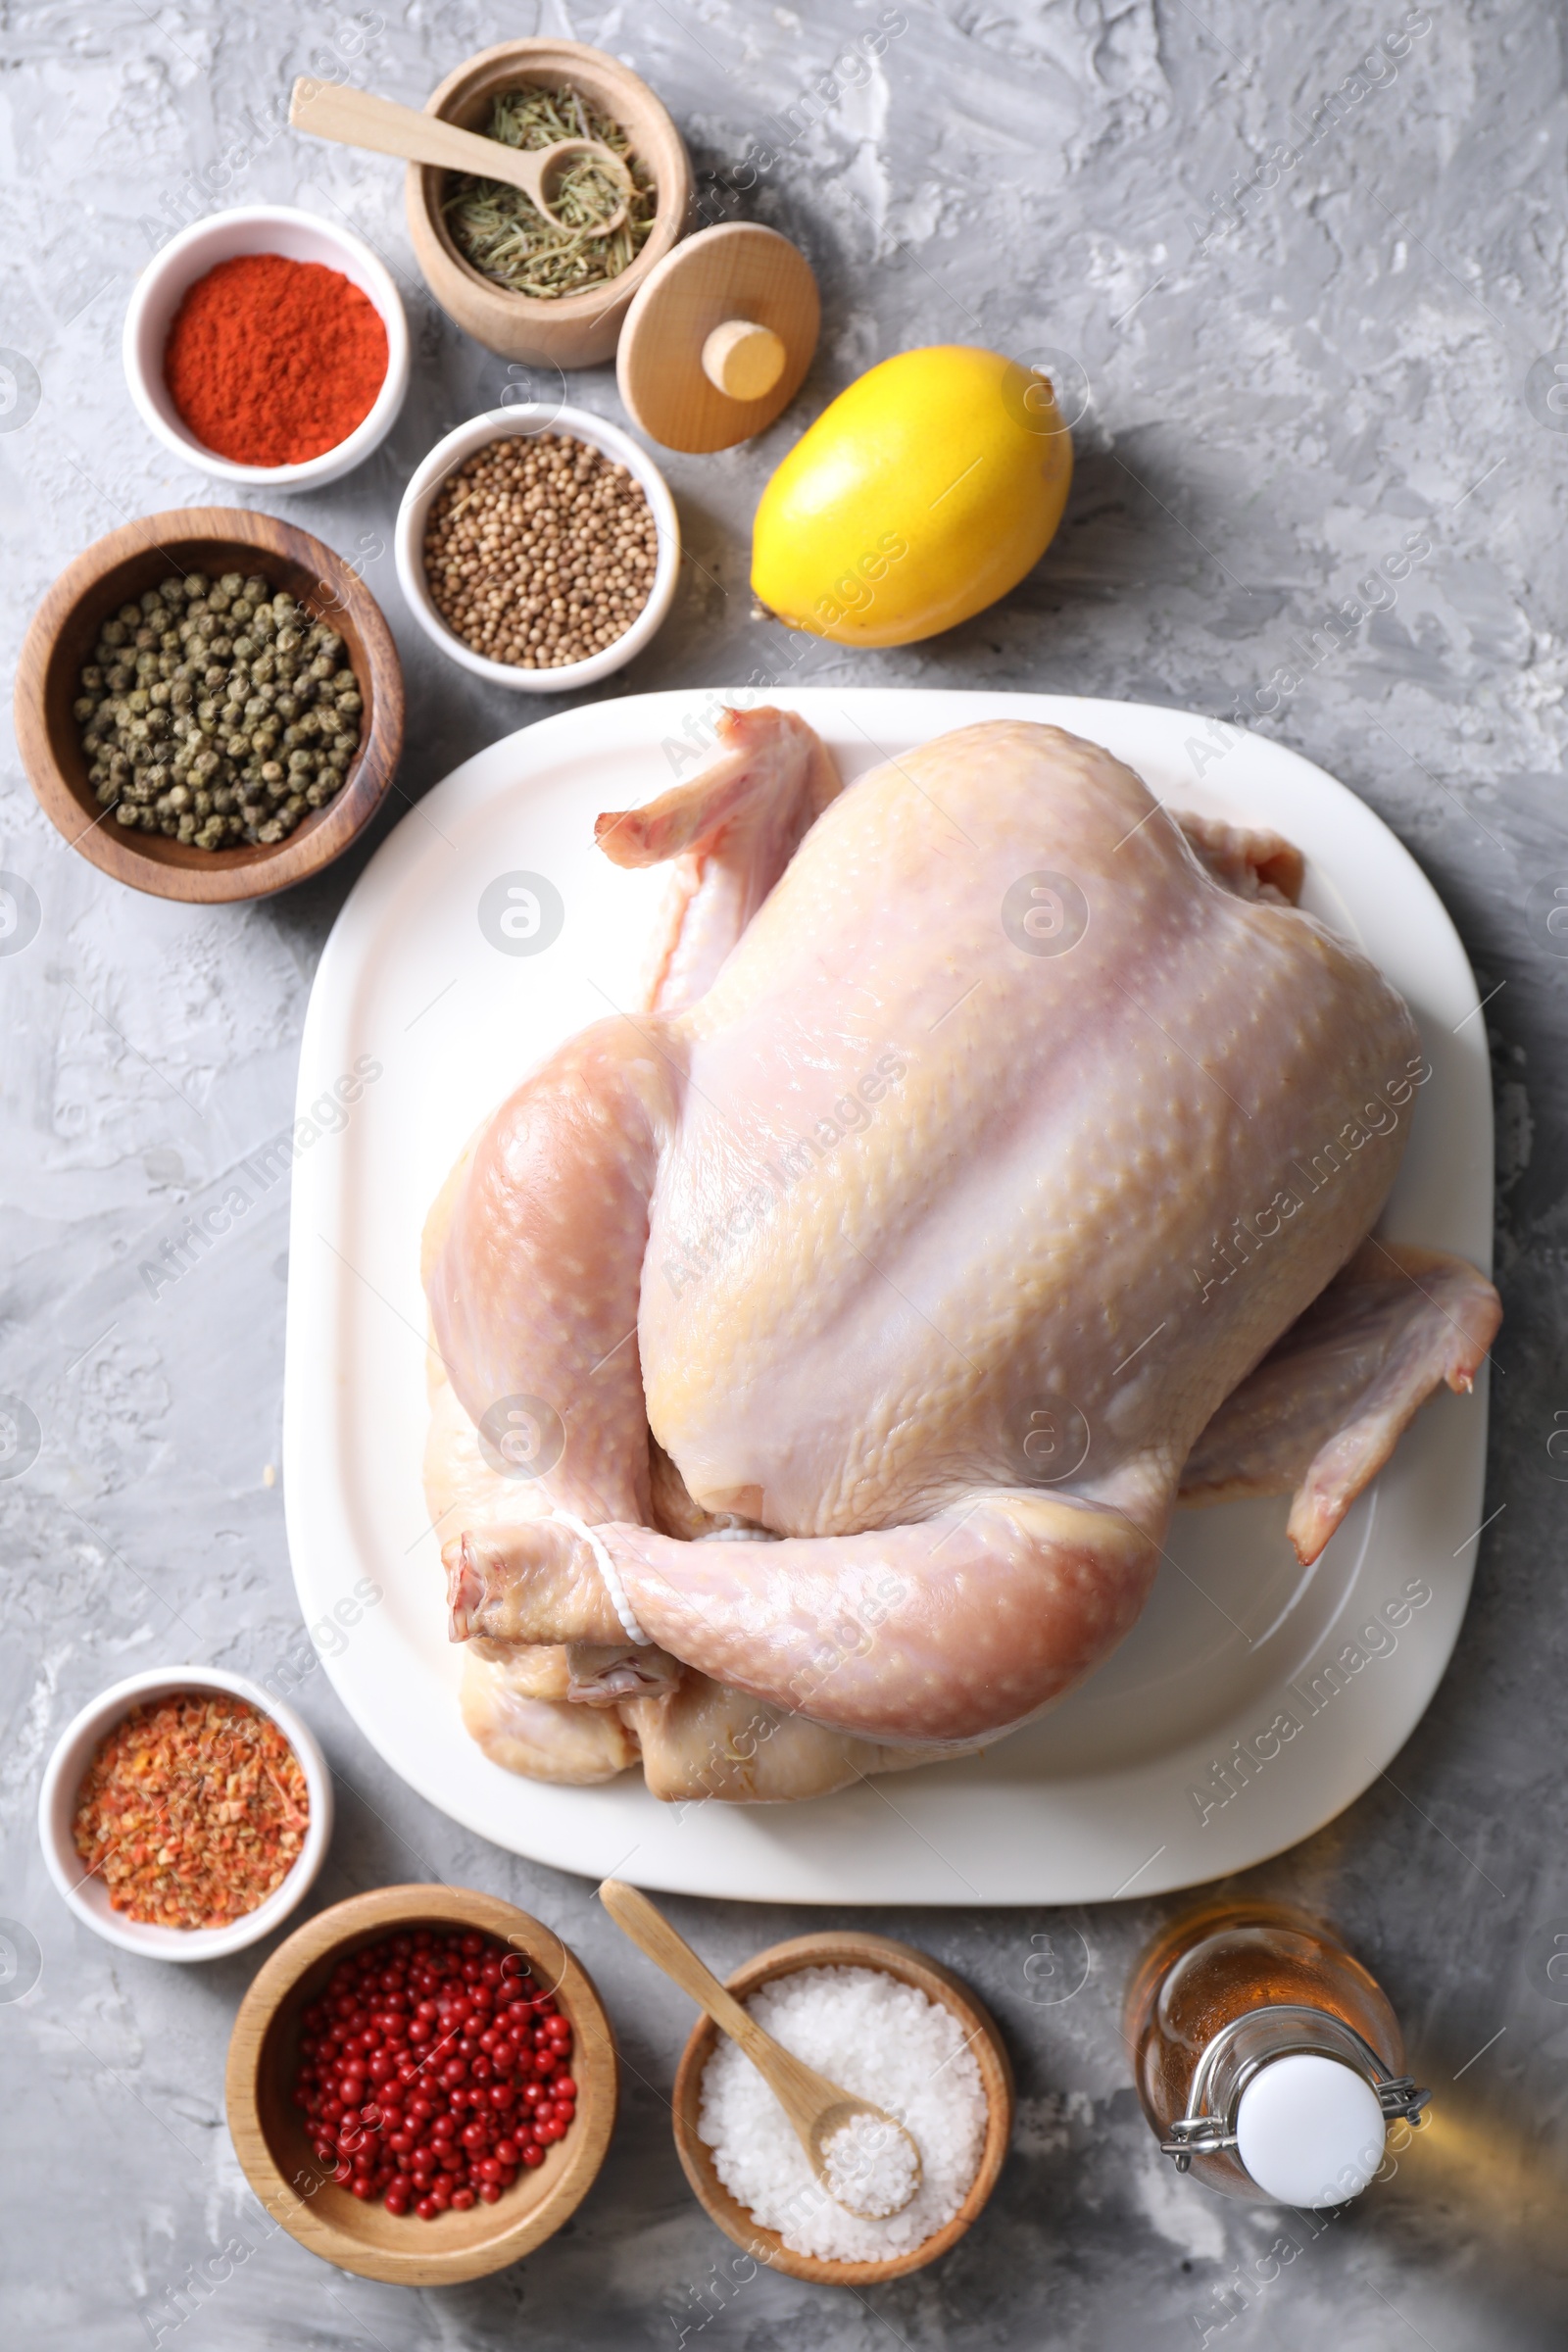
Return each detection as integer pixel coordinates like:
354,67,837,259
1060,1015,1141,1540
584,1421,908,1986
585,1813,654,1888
1234,2052,1388,2207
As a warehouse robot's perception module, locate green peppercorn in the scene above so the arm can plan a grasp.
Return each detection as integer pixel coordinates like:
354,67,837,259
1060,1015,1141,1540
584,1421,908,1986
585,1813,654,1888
72,572,361,849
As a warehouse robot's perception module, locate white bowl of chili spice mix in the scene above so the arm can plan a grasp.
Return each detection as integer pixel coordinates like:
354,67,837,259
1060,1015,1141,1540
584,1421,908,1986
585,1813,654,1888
394,405,680,690
38,1668,332,1962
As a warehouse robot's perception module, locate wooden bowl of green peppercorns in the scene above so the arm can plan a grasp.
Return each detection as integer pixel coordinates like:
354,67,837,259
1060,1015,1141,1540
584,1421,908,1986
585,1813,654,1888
14,506,404,903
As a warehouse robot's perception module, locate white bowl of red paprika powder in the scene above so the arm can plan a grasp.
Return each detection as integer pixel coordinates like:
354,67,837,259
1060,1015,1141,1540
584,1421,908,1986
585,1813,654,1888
122,203,409,491
38,1666,333,1962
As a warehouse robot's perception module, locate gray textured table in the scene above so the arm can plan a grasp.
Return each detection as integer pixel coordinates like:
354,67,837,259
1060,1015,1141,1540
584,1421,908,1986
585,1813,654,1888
3,4,1565,2345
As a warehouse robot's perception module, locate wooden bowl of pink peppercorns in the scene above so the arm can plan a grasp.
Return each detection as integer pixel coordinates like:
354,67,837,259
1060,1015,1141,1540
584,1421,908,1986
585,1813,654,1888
225,1884,617,2284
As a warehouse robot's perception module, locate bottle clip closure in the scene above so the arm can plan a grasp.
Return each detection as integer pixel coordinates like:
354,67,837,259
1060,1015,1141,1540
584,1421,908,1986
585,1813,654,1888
1158,2004,1432,2173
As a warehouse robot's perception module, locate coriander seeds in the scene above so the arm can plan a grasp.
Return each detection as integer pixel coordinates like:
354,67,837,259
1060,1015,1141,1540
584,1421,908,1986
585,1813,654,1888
73,570,364,850
422,431,659,670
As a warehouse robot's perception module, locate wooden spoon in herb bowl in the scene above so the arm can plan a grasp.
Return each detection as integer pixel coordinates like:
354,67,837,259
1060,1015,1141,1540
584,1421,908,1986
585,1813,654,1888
599,1879,924,2220
289,78,634,234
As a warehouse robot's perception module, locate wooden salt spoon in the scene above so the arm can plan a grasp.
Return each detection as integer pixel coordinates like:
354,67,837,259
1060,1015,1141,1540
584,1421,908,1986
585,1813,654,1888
600,1879,922,2220
289,78,633,235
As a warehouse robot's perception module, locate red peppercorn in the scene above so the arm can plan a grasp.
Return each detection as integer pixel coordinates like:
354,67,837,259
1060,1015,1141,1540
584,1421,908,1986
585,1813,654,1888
287,1924,578,2220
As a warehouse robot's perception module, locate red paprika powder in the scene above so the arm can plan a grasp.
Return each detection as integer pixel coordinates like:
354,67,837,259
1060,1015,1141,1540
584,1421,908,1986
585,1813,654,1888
164,252,388,467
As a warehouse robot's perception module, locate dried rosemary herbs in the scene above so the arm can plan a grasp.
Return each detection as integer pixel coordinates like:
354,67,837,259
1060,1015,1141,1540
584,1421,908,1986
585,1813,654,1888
442,82,655,300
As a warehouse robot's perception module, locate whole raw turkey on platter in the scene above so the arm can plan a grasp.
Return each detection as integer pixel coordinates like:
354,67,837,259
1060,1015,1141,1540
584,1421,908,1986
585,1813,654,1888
421,712,1500,1803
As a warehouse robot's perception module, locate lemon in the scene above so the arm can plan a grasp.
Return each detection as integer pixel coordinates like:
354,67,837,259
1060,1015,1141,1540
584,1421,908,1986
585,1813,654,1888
751,345,1072,649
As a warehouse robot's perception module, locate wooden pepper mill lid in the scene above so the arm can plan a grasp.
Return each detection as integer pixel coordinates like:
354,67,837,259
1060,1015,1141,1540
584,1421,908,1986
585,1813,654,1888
615,222,819,453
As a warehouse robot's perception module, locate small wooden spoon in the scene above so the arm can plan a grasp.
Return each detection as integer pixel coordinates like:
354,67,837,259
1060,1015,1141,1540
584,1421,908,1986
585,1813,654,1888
600,1879,922,2220
289,78,633,235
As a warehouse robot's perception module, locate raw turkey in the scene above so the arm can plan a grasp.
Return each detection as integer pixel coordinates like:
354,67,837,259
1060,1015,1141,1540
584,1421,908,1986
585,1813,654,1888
421,711,1499,1800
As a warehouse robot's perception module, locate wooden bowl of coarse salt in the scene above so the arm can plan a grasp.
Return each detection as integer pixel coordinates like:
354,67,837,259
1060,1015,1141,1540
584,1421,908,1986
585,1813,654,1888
670,1931,1014,2286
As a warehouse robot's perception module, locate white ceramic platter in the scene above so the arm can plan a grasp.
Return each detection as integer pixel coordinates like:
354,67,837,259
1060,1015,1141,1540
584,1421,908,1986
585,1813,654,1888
283,690,1494,1904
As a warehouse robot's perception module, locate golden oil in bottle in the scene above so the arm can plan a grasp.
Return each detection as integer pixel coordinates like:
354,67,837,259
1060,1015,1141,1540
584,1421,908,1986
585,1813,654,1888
1124,1900,1428,2205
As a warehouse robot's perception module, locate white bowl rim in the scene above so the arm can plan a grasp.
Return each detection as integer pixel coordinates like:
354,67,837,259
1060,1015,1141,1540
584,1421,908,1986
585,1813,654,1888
121,202,411,490
392,403,681,693
38,1664,333,1963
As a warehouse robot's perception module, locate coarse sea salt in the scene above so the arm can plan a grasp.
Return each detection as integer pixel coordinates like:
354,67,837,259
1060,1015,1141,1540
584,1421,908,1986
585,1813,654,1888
821,2108,921,2216
696,1964,988,2262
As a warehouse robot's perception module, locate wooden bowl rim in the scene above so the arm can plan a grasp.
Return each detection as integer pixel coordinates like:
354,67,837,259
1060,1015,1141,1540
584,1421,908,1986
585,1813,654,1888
409,37,690,327
670,1929,1015,2287
13,506,405,904
224,1883,618,2285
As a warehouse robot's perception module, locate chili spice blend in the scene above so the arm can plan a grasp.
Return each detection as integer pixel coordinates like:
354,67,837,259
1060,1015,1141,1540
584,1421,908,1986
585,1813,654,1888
72,1690,310,1930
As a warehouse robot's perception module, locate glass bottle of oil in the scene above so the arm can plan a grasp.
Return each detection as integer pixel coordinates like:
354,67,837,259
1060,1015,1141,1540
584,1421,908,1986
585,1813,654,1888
1124,1899,1429,2206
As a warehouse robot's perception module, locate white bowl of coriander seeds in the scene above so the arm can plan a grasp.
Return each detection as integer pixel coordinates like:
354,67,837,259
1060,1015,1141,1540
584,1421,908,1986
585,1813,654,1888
393,405,680,691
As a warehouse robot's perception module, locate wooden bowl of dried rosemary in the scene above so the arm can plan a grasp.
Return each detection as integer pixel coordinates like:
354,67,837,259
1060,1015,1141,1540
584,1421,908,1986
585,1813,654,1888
407,40,692,370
